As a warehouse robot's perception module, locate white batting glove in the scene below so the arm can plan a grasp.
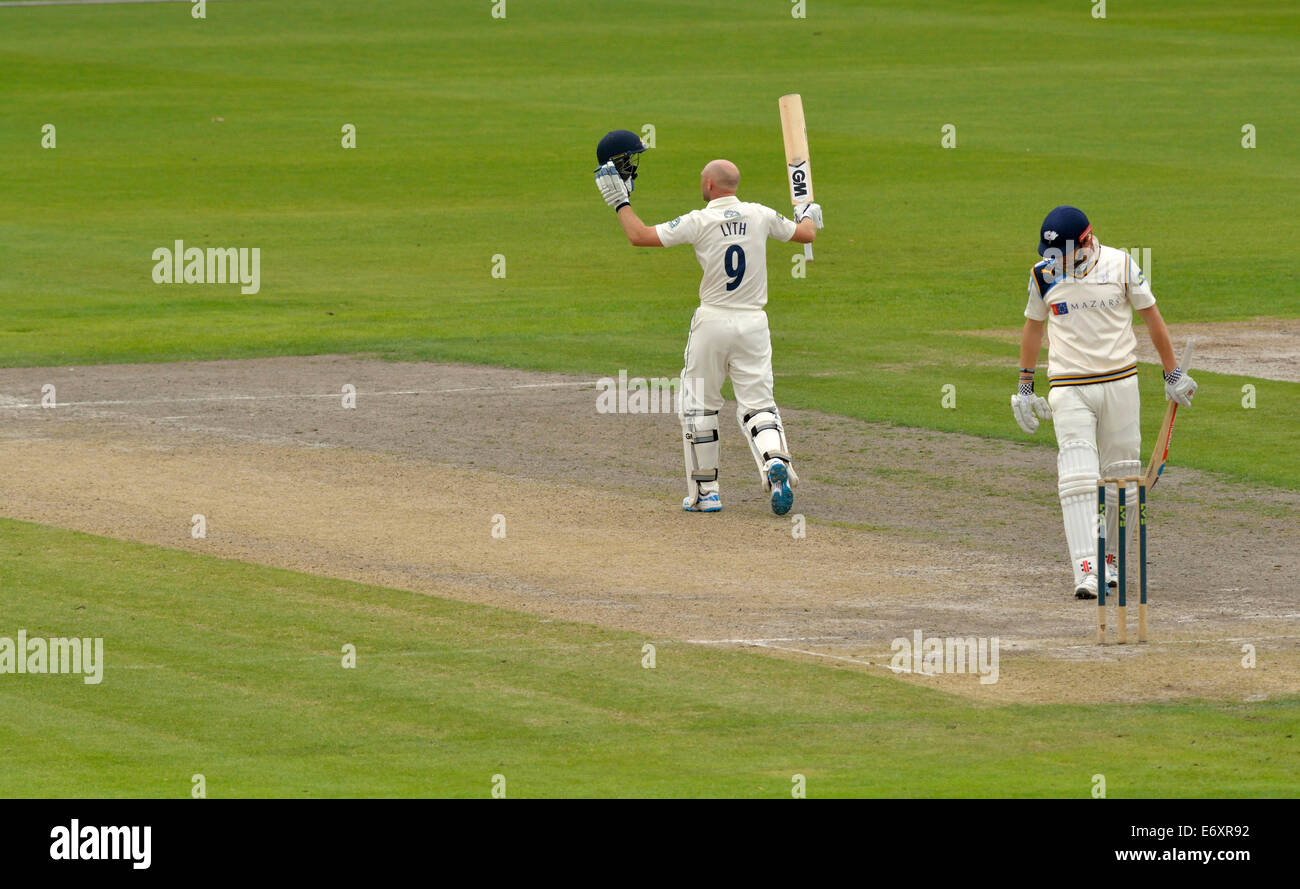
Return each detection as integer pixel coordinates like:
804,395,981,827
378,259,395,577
1011,373,1052,434
795,201,823,229
595,162,630,210
1011,393,1051,434
1012,372,1051,433
1164,366,1197,406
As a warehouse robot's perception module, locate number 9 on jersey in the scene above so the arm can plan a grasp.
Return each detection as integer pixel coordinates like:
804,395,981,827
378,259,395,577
724,245,746,291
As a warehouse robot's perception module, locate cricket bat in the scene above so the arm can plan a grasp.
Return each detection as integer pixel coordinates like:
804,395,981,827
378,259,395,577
778,93,814,261
1144,339,1195,489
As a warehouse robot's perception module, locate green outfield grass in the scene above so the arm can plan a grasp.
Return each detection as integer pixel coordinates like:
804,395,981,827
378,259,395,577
0,518,1295,798
1,0,1298,487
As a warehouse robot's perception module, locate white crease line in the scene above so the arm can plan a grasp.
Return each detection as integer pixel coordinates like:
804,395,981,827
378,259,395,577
685,636,842,644
686,638,939,676
751,642,942,676
0,380,597,409
696,633,1300,668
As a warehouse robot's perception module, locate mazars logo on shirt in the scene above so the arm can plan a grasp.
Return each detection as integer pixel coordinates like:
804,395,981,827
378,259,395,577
1053,295,1126,315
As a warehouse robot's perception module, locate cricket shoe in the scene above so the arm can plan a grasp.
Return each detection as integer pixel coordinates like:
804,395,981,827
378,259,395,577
683,491,722,512
1105,555,1119,589
1074,574,1099,600
766,460,793,516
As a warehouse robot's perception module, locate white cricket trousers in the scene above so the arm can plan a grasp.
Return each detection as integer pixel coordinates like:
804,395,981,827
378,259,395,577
1049,376,1141,472
1049,376,1142,583
681,304,775,412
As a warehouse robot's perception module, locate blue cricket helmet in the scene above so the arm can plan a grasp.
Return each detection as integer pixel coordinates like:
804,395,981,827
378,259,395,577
595,129,648,179
1038,206,1092,256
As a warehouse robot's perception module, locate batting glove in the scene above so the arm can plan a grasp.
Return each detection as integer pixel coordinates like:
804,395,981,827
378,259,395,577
795,201,823,229
1164,366,1197,406
595,162,630,211
1011,393,1051,434
1011,369,1051,434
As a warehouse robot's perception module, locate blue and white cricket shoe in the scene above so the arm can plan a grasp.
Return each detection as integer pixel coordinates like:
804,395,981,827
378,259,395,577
683,491,722,512
767,460,793,516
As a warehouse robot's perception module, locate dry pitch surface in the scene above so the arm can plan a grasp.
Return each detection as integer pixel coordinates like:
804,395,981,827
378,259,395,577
1,357,1296,705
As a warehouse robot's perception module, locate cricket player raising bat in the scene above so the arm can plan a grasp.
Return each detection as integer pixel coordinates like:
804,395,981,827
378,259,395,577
593,129,821,514
1014,206,1197,598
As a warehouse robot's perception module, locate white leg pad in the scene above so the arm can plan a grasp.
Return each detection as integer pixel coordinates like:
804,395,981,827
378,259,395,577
681,408,720,507
1058,439,1100,586
738,405,797,492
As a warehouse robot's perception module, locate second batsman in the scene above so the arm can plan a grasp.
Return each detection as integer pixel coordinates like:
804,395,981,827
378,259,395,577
1014,206,1197,599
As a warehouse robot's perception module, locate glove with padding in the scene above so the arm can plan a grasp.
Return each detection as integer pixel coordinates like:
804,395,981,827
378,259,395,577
1011,393,1051,433
595,162,630,210
1164,366,1197,406
1011,375,1052,434
795,201,823,229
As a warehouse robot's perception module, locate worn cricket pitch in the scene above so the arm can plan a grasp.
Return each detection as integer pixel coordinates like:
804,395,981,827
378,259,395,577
1,356,1295,705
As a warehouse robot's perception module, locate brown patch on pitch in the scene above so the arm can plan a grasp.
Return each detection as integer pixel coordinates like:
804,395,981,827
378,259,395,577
0,357,1295,705
960,318,1300,382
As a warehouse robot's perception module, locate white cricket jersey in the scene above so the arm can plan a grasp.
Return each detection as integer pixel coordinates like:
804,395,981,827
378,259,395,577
655,195,798,308
1024,243,1156,387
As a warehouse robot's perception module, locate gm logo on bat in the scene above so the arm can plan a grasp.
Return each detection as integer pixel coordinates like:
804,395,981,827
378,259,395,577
788,163,809,199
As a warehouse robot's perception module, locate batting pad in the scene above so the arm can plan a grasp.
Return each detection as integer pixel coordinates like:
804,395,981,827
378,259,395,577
1058,439,1100,584
738,405,797,492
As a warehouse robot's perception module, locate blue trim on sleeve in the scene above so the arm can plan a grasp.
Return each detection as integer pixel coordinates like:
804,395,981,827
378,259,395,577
1031,260,1062,299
